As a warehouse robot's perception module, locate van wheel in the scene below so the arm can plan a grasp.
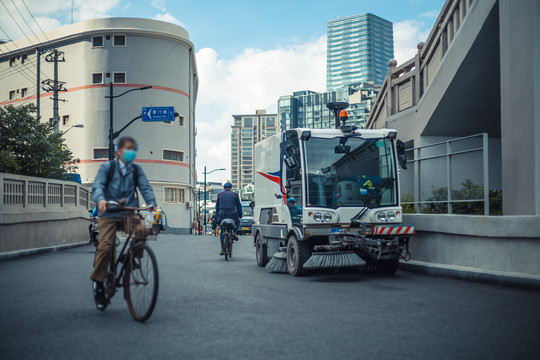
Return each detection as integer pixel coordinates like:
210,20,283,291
255,233,268,267
287,235,309,276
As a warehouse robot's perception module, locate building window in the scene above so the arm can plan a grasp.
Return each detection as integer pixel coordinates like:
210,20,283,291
21,88,28,97
92,36,104,47
113,35,126,46
62,115,70,126
92,73,103,84
9,57,15,67
9,90,16,100
113,72,126,83
244,117,252,127
164,187,185,204
21,54,28,64
163,149,183,162
178,115,184,126
93,148,108,160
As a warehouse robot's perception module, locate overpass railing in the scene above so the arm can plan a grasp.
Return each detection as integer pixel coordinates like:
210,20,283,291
400,133,490,215
366,0,475,129
0,172,93,216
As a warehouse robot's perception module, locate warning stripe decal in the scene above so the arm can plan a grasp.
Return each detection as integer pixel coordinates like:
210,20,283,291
374,226,415,235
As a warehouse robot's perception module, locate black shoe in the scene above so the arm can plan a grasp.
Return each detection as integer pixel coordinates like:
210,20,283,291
93,281,107,310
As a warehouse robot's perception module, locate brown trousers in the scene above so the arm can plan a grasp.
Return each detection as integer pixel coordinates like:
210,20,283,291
90,217,123,282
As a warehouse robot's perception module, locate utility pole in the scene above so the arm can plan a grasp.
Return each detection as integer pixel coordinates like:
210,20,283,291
53,49,59,132
109,82,114,159
42,49,66,133
204,166,207,234
35,48,40,120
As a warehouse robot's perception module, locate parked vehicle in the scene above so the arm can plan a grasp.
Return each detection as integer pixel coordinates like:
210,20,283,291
252,122,413,276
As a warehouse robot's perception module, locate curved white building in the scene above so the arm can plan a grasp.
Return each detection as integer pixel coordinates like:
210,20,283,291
0,18,199,233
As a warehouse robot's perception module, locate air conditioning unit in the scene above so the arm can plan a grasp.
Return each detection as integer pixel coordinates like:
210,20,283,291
186,201,193,209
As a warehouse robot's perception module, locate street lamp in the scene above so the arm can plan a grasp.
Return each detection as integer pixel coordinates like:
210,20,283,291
203,166,226,234
105,84,152,160
61,123,84,135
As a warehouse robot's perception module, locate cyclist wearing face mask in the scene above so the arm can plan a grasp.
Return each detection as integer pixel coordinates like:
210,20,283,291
90,136,157,308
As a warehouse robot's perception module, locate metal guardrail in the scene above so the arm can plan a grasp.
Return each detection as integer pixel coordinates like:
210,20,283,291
0,172,92,212
366,0,475,129
401,133,489,215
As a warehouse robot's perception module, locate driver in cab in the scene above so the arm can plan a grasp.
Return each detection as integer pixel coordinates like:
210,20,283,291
287,197,302,222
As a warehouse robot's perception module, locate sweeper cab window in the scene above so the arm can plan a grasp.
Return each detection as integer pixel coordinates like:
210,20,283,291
303,136,398,209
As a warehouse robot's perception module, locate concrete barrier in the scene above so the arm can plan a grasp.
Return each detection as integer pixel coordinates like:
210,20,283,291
0,173,92,254
402,214,540,288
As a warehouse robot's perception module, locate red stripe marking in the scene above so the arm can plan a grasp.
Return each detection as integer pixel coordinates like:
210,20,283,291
79,159,190,168
0,83,189,106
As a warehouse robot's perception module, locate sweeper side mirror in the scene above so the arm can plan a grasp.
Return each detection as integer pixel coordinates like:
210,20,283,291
396,140,407,170
280,141,299,170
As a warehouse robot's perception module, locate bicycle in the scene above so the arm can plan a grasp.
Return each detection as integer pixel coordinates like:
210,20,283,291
89,217,99,247
220,218,236,261
94,201,159,322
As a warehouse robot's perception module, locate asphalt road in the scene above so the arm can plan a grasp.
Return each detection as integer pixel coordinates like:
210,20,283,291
1,234,539,360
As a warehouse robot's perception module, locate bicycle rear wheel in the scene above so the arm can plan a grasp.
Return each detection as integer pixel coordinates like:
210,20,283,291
223,234,230,261
125,244,159,322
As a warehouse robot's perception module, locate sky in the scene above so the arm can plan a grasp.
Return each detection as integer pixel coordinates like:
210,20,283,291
0,0,445,183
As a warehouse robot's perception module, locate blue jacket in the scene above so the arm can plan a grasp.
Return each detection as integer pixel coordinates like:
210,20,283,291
216,189,242,222
92,159,157,219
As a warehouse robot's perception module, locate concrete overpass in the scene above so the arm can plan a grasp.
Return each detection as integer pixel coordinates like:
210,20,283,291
366,0,540,216
366,0,540,286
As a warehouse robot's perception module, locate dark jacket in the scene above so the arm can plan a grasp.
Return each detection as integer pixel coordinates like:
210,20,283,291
92,159,157,219
216,189,243,223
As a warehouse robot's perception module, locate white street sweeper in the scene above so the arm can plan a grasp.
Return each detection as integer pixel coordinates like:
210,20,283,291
252,102,414,276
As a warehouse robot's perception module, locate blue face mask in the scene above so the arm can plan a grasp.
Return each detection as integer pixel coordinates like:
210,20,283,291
123,149,137,163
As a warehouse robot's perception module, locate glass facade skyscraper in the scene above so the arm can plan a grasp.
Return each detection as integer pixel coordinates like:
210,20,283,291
231,110,277,189
327,13,394,90
279,82,381,130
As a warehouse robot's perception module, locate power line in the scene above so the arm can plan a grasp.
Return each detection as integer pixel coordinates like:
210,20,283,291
19,0,49,41
0,0,31,40
9,0,41,45
0,48,37,83
0,21,47,81
0,2,48,80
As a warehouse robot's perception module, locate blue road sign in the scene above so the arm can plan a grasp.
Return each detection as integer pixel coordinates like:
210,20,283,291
142,106,175,122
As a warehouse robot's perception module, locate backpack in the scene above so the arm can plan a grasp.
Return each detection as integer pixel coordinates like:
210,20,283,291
105,160,140,196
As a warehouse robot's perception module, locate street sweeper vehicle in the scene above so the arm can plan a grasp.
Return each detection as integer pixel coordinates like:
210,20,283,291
252,103,414,276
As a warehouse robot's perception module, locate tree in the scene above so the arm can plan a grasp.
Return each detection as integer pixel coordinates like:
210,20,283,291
0,104,78,179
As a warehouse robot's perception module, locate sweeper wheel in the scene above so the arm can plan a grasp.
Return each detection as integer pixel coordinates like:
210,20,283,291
255,233,268,267
286,235,310,276
374,258,399,275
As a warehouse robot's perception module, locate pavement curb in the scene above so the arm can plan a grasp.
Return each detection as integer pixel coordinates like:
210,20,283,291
0,242,91,261
400,260,540,290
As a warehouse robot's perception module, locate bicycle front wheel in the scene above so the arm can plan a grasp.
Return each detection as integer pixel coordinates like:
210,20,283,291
125,244,159,322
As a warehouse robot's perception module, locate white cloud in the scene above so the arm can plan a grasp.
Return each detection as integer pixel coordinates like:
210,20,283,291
0,0,121,41
151,0,166,12
195,36,326,182
393,19,432,65
74,0,121,21
420,10,440,19
153,13,184,27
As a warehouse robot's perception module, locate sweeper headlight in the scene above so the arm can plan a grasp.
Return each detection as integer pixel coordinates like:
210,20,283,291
323,213,333,222
313,212,323,221
387,211,396,221
376,211,387,222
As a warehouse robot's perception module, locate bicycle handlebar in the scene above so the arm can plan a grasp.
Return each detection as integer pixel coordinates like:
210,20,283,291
106,200,155,212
